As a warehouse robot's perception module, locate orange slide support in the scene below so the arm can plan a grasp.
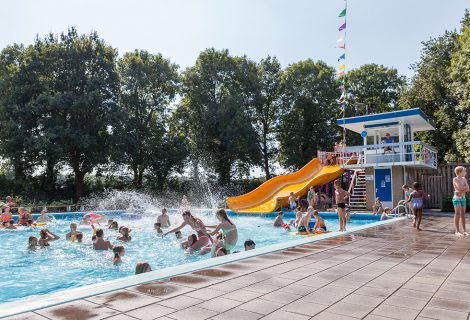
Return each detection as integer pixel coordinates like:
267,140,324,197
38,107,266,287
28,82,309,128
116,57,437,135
226,158,345,213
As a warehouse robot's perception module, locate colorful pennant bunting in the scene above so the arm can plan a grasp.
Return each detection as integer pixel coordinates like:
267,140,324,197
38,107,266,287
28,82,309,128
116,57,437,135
338,8,346,17
338,22,346,31
337,54,345,61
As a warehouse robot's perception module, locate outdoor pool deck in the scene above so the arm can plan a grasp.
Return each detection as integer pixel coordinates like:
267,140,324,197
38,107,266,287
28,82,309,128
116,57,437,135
5,215,470,320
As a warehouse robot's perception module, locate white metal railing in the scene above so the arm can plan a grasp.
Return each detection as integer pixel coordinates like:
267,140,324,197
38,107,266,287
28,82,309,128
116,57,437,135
318,141,437,169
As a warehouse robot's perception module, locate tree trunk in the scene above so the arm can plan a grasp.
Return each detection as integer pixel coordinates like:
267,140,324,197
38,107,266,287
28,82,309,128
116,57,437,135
137,166,144,187
262,130,271,179
132,165,139,187
74,170,86,202
45,156,56,187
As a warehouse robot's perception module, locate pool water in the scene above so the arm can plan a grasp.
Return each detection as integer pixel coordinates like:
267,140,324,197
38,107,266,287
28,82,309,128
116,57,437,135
0,210,378,303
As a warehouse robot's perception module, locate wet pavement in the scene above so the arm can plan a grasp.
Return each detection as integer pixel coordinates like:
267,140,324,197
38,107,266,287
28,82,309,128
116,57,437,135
5,215,470,320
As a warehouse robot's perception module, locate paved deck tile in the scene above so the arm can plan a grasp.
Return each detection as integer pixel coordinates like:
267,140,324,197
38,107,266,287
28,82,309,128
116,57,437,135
8,215,470,320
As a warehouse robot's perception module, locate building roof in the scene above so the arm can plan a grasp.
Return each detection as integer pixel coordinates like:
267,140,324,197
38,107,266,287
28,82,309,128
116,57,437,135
336,108,435,134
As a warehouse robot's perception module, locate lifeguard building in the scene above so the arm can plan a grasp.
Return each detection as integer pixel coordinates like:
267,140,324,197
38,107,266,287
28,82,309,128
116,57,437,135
334,108,437,210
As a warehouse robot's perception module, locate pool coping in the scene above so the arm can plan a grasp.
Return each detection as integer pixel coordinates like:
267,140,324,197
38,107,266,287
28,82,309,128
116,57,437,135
0,216,407,318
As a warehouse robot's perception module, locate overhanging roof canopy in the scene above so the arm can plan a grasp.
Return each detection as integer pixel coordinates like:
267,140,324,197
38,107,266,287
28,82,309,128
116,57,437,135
336,108,435,134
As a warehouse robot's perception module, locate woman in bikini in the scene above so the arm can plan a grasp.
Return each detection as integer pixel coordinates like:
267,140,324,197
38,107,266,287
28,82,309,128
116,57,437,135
204,209,238,256
164,211,213,252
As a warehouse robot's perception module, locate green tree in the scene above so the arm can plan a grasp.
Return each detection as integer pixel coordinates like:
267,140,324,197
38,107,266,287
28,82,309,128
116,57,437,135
399,30,462,163
0,44,44,182
178,49,260,186
450,11,470,161
114,50,182,187
252,56,283,179
278,60,339,169
41,28,120,201
347,64,406,114
343,64,406,145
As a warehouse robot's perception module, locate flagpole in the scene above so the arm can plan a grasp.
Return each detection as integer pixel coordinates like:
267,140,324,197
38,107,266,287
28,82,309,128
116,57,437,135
343,0,347,144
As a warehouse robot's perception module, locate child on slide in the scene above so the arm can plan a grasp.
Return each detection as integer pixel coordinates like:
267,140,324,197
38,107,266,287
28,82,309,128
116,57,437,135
288,192,297,210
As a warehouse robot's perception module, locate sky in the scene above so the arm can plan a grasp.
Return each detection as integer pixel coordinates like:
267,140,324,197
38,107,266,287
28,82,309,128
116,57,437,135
1,0,468,78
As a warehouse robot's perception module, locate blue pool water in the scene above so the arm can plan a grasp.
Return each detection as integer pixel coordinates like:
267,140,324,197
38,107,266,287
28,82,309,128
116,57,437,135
0,210,379,303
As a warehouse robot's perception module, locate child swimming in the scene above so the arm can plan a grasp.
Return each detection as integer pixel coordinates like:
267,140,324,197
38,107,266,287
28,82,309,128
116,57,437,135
164,211,213,250
113,246,125,265
381,207,393,221
117,227,132,242
157,208,171,227
5,220,17,229
93,229,114,250
38,229,60,247
36,209,53,223
66,223,80,240
273,211,291,230
453,166,469,236
135,262,152,274
28,236,38,250
108,220,118,230
154,222,163,234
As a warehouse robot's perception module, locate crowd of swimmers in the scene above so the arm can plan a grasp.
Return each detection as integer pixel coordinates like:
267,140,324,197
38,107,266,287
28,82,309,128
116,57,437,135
0,203,258,273
2,166,468,277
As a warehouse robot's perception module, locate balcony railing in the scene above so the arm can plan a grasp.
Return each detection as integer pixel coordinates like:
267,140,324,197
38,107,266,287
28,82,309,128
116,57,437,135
318,141,437,169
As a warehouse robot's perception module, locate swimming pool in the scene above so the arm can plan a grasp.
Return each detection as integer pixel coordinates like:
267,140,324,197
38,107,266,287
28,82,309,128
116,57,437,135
0,210,380,303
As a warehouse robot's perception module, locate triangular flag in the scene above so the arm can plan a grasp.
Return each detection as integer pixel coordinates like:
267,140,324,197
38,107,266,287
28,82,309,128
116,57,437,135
338,84,345,90
339,43,346,49
337,71,345,76
340,92,346,99
337,37,344,43
337,78,345,84
338,8,346,17
339,64,345,70
337,54,345,61
339,22,346,31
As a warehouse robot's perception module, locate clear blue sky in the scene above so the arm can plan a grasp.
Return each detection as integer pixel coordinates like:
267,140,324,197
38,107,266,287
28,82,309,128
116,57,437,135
1,0,468,77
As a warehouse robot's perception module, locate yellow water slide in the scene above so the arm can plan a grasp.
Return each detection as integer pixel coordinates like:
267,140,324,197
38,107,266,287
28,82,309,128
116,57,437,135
226,158,345,213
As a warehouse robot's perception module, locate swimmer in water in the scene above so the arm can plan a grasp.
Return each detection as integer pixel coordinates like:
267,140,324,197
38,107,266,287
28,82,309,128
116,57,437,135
164,211,213,251
117,227,132,242
28,236,38,250
154,222,163,234
93,228,114,250
113,246,125,265
157,208,171,227
38,229,60,247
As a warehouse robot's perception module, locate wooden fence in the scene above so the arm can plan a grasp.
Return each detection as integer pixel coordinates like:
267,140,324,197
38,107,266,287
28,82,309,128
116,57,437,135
415,164,467,209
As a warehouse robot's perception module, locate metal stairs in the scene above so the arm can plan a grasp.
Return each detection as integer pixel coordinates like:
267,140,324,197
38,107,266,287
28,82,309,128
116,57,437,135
348,169,367,211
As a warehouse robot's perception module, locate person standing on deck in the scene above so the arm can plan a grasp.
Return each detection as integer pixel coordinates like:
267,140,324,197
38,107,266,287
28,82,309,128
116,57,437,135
453,166,469,237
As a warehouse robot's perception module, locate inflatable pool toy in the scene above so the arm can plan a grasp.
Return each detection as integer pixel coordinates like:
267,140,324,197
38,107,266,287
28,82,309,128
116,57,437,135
121,213,142,220
36,222,47,227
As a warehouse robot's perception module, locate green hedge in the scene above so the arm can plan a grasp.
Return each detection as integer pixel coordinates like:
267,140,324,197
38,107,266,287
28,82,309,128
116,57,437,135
441,194,470,212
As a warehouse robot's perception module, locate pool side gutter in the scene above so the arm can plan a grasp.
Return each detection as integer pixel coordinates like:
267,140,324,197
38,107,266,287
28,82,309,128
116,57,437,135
0,216,406,318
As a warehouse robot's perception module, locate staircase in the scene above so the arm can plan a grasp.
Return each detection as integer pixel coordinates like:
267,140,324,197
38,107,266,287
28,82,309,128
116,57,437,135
348,169,367,211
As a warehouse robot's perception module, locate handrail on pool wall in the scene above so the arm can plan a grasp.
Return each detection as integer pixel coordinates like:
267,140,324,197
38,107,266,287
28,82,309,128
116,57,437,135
0,213,407,319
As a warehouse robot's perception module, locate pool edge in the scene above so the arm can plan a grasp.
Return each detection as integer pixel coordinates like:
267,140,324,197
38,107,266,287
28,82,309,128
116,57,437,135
0,216,407,318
